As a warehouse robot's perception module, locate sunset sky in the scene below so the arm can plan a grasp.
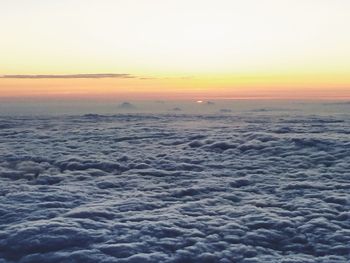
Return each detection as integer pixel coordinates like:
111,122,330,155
1,0,350,100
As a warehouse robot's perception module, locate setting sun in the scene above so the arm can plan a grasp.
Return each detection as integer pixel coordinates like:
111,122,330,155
1,2,350,262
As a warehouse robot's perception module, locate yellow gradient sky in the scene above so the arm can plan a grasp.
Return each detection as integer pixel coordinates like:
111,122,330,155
1,0,350,100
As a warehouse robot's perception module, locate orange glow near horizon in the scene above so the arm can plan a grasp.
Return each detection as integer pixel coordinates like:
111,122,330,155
1,0,350,100
1,74,349,100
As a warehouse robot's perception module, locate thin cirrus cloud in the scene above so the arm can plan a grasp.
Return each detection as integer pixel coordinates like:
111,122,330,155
0,73,137,79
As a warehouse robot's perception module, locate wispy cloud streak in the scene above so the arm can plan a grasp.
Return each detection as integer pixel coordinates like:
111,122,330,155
0,73,136,79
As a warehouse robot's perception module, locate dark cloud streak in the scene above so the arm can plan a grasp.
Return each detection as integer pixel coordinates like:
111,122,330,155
0,73,136,79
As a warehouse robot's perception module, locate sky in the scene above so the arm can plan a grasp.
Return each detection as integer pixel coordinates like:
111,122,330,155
1,0,350,100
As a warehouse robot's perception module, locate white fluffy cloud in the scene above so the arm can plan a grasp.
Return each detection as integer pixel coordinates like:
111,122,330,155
0,112,349,262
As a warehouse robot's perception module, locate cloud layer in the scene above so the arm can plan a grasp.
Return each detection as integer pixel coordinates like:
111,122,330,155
0,112,349,262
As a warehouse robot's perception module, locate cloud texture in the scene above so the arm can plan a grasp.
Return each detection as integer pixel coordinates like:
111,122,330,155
0,112,349,262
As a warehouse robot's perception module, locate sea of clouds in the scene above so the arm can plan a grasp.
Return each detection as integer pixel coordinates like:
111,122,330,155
0,103,349,262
